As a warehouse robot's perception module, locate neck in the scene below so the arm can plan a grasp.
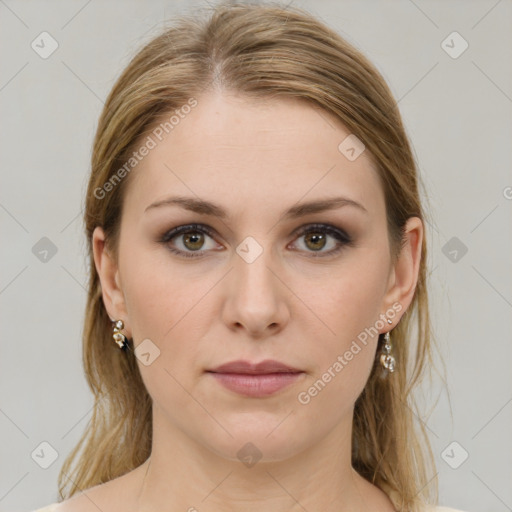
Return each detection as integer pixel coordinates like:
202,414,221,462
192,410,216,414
134,408,381,512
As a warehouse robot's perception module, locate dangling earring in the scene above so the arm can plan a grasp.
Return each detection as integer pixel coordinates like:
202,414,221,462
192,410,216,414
380,318,396,373
112,319,129,351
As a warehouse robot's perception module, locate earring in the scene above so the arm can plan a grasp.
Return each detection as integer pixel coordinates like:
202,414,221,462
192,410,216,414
379,318,396,373
112,319,129,351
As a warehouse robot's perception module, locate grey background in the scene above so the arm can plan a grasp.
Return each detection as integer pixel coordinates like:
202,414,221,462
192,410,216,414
1,1,511,511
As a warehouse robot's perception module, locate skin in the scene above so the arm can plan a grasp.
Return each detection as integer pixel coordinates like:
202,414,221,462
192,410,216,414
60,90,422,512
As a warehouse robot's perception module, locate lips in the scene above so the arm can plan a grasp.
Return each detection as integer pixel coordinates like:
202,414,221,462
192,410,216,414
206,359,305,397
207,359,302,375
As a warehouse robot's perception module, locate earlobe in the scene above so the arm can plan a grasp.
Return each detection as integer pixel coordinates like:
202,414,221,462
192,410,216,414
92,226,129,326
382,217,423,324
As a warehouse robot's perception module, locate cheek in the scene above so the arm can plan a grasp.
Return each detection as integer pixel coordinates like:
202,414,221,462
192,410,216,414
119,243,218,371
293,251,389,406
120,240,195,337
297,254,388,343
295,303,379,425
119,255,209,415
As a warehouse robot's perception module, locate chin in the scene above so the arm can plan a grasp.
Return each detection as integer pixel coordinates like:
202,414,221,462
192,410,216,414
199,419,311,464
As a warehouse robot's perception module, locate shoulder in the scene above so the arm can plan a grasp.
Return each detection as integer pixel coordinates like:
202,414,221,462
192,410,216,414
30,464,145,512
30,490,107,512
29,481,118,512
31,500,469,512
30,494,95,512
431,506,468,512
31,505,61,512
383,485,467,512
30,485,115,512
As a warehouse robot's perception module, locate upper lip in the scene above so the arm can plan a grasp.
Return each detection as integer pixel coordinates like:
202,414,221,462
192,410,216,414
207,359,303,374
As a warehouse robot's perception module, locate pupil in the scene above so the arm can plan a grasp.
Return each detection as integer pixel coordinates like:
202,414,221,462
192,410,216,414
184,232,203,250
306,233,325,251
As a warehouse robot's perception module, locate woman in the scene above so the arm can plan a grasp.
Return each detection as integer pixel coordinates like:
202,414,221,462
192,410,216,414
32,2,466,511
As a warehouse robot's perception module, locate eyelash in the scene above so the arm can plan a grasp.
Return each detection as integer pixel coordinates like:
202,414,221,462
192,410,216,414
159,223,353,260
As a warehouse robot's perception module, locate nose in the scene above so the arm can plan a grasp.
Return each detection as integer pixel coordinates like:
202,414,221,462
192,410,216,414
221,246,290,337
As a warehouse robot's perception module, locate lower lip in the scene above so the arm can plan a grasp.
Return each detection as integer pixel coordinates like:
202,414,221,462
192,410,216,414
207,372,304,397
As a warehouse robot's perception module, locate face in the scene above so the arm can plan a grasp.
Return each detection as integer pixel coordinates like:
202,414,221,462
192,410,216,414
94,90,420,463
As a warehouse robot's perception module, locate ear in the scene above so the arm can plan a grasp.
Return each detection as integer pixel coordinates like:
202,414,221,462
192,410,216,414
92,226,131,336
379,216,423,329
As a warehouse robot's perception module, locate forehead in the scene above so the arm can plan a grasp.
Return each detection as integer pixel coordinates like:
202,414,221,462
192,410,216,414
123,91,384,219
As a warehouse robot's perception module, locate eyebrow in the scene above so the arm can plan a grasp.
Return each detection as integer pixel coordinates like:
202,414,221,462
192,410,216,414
144,195,367,219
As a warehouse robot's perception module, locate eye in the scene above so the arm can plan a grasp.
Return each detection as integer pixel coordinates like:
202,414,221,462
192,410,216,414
290,223,353,257
160,224,219,259
160,223,353,259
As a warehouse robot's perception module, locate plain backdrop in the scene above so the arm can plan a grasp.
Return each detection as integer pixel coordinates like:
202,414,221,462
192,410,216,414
1,1,511,511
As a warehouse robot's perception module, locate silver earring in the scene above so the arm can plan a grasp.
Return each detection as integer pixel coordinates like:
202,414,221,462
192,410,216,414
112,319,129,351
379,318,396,373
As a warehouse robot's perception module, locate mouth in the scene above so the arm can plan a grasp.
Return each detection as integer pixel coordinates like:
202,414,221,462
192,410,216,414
206,359,305,397
207,359,303,374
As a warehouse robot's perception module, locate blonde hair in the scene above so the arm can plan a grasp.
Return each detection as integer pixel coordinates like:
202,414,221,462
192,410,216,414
59,3,443,510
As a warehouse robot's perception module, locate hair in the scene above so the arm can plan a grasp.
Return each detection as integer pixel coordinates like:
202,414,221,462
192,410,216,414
58,2,445,510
